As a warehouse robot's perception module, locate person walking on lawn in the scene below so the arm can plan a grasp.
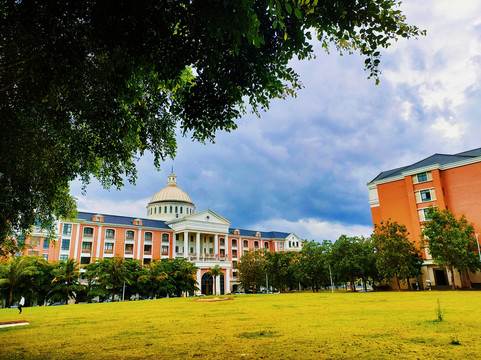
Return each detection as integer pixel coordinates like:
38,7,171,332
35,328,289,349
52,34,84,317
18,296,25,314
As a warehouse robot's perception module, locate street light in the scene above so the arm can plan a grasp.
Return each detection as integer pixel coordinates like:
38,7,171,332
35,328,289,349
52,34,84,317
476,234,481,262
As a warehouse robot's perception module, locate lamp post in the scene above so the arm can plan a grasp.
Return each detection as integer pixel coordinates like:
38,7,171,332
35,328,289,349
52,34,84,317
476,234,481,262
329,264,334,293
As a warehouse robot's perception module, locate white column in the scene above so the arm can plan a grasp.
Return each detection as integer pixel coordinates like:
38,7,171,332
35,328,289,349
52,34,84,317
214,234,219,258
225,235,230,260
215,273,220,295
96,226,103,259
183,231,188,258
196,232,201,258
136,229,142,260
196,269,202,295
225,268,231,294
73,224,80,260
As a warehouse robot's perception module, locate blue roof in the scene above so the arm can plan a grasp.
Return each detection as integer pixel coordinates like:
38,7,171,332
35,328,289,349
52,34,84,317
229,228,290,239
370,147,481,183
77,211,171,230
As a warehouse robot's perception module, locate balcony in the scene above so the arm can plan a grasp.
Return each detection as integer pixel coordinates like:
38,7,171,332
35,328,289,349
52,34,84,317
82,248,92,253
125,250,134,255
161,251,169,256
144,250,152,256
104,249,114,254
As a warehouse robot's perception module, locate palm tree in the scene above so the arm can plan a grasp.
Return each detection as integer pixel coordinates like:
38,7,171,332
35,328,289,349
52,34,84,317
206,265,223,296
52,258,81,304
173,259,198,297
98,257,131,302
0,256,37,307
137,260,168,299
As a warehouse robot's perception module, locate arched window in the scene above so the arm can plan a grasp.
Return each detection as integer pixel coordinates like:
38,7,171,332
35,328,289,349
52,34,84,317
175,206,178,213
232,239,237,247
154,207,156,214
170,206,173,213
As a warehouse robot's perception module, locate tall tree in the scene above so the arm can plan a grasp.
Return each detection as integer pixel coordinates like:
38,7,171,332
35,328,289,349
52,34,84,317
237,250,266,293
264,250,298,293
97,257,132,302
296,240,332,292
372,220,422,290
206,265,223,296
51,258,82,304
0,256,37,307
171,258,198,297
422,208,481,289
137,260,168,299
330,235,368,292
0,1,425,251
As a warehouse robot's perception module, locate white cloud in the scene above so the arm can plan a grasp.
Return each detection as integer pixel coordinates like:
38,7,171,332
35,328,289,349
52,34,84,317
76,196,149,218
251,218,373,241
429,116,465,140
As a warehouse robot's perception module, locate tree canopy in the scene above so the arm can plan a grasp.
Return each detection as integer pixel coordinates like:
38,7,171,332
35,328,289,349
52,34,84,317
372,220,422,290
0,0,424,252
422,208,481,289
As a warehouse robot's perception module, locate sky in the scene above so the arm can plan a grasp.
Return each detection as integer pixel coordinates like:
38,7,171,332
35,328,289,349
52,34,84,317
70,1,481,242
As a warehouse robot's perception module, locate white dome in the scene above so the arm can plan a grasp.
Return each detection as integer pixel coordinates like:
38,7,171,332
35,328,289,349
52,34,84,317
148,174,193,205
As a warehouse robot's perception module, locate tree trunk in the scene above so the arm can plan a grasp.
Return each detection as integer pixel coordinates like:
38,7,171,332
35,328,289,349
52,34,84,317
450,266,456,290
311,281,315,293
8,287,13,308
395,274,401,291
407,277,412,290
213,275,216,296
112,288,116,302
65,286,69,304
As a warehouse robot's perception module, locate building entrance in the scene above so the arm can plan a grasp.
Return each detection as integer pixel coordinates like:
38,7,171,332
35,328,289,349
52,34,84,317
434,269,448,286
201,273,213,295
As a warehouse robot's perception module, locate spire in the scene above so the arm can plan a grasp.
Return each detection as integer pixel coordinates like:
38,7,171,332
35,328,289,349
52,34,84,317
167,173,177,187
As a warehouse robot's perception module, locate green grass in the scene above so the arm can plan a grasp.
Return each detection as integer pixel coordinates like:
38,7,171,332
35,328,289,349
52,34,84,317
1,292,481,359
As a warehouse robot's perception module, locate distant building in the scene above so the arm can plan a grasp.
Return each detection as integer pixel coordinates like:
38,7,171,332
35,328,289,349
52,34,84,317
25,173,302,294
367,147,481,289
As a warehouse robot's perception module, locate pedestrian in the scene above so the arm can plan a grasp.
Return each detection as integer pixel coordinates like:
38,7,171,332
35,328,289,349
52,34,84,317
18,296,25,314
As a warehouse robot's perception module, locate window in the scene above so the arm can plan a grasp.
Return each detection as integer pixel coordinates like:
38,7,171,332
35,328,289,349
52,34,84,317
83,227,94,237
289,241,292,247
144,244,152,254
154,207,157,214
43,239,50,249
126,230,135,240
232,249,238,258
420,189,432,202
30,237,40,247
232,239,237,247
279,242,284,250
106,229,115,238
63,224,72,236
159,206,162,213
42,254,48,261
164,206,167,213
418,208,434,221
180,207,183,214
162,233,169,242
143,258,151,266
417,172,428,182
144,232,152,241
59,254,68,261
209,237,213,243
162,246,168,253
61,239,70,251
254,241,259,249
264,242,269,250
243,240,248,248
220,238,225,246
170,206,173,213
190,246,194,253
125,243,134,253
80,257,90,265
104,243,114,251
82,242,92,251
175,206,178,213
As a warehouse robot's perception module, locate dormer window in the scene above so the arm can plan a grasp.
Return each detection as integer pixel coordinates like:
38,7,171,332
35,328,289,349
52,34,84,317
234,229,240,235
255,232,261,237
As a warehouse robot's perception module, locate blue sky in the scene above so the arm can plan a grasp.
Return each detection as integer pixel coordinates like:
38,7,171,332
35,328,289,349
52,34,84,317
70,1,481,241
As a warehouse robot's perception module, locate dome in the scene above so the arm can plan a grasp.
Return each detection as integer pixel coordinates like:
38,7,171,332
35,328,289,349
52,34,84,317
148,174,193,205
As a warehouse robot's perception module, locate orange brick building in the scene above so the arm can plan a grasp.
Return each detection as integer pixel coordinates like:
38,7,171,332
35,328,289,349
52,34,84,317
368,147,481,288
24,173,302,295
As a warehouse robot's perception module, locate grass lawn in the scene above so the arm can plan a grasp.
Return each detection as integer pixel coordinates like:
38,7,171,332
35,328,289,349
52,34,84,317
1,291,481,359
